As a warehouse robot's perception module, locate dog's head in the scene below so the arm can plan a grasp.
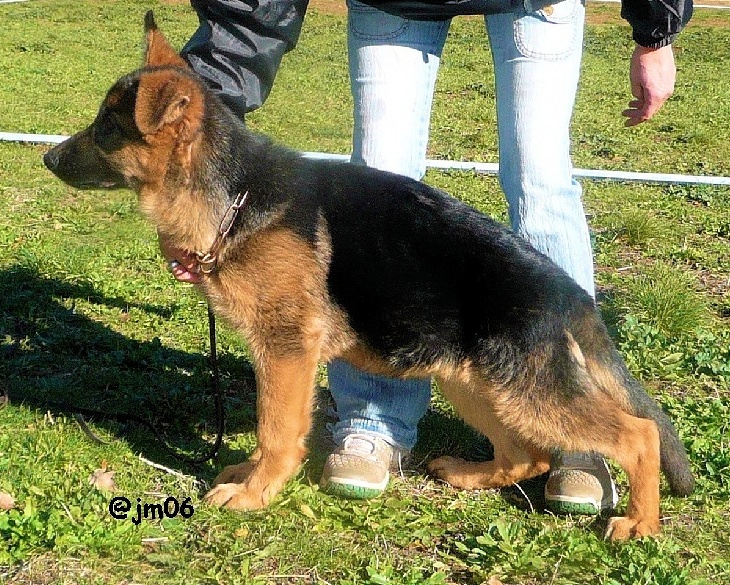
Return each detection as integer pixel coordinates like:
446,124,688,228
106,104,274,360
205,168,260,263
44,12,205,194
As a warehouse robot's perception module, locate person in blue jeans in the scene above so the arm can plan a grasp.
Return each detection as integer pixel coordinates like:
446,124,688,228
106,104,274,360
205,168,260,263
163,0,692,514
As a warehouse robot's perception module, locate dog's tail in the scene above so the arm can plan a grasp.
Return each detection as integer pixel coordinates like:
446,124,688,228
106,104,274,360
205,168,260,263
580,326,695,497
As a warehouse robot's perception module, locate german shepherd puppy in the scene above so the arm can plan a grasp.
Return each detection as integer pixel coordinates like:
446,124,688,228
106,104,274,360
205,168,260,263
44,12,693,540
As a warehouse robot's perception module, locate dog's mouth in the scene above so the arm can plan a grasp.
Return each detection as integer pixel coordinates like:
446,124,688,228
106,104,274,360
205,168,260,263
84,180,124,189
58,178,125,190
43,147,127,190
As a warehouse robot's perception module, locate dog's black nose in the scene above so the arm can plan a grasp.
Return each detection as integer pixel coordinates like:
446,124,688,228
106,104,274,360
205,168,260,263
43,149,59,171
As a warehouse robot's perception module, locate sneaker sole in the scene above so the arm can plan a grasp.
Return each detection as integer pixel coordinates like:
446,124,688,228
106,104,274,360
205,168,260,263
321,473,389,500
546,496,601,516
322,481,384,500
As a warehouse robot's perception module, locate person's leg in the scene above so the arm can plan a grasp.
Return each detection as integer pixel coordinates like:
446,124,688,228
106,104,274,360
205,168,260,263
486,0,617,514
321,1,450,499
348,3,448,180
487,0,593,295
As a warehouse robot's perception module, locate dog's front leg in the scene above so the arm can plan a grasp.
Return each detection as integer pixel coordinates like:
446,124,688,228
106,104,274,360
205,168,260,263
204,351,319,510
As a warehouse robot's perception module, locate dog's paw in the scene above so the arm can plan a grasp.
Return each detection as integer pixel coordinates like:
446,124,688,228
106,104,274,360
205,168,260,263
212,462,256,486
204,483,268,510
427,456,484,489
605,516,660,541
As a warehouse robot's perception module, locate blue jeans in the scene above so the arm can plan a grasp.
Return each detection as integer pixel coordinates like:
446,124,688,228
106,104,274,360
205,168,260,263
329,0,591,450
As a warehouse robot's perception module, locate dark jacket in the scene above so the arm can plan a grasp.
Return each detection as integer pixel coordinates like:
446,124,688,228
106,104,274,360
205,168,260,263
183,0,692,116
360,0,693,48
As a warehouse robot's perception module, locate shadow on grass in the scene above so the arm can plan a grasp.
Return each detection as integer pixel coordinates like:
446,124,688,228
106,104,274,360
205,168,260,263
0,264,258,478
2,264,527,508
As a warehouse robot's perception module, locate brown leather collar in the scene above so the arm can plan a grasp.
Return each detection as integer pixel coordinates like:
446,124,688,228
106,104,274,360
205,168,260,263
195,191,249,274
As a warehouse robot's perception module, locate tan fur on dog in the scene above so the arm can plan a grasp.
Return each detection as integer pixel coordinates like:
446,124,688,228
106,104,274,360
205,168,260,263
43,13,694,541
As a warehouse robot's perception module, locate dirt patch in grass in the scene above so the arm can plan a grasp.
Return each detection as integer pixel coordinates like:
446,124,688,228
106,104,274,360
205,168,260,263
3,554,94,585
697,268,730,317
309,0,348,16
2,553,165,585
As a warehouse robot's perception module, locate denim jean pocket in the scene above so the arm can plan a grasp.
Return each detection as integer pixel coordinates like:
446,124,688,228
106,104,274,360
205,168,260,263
347,0,409,40
514,0,583,61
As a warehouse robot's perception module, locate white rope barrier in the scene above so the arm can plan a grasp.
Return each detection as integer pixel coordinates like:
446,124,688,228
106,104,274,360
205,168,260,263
6,131,729,186
1,132,67,145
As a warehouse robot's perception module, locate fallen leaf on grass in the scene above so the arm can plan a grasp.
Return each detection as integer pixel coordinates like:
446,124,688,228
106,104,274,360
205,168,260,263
141,537,170,554
0,492,15,510
487,578,505,585
234,527,250,539
300,503,317,520
88,461,116,492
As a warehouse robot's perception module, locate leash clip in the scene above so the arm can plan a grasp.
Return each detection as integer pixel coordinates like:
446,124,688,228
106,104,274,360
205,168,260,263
195,251,218,274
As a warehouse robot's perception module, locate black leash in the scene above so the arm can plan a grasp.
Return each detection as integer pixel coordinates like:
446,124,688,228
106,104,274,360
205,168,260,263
51,304,225,465
19,196,251,465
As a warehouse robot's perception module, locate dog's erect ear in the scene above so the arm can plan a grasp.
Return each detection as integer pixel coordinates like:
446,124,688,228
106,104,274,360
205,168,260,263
143,10,188,69
135,69,203,137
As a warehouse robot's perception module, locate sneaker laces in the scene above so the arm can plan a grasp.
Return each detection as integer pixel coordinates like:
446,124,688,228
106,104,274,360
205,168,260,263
393,450,406,479
340,434,380,461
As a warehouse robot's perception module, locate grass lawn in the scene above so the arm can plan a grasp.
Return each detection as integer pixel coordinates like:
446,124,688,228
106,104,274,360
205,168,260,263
1,0,729,583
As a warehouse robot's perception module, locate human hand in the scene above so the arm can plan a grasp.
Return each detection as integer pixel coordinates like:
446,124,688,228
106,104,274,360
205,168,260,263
623,44,676,127
158,232,203,284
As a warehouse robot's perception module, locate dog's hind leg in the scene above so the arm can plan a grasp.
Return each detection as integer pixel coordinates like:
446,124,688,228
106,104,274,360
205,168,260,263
427,378,551,490
502,387,662,540
204,350,320,510
593,411,661,540
536,398,662,540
